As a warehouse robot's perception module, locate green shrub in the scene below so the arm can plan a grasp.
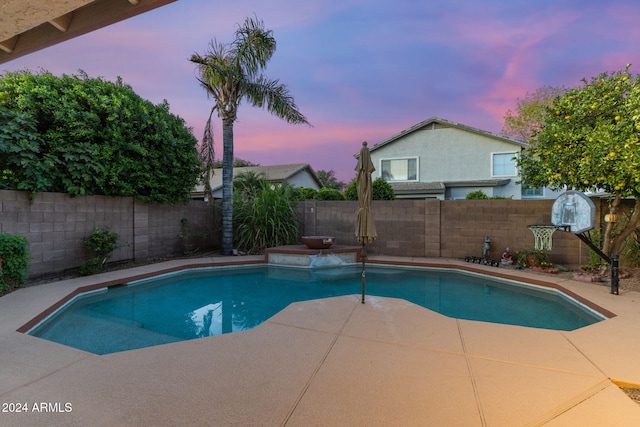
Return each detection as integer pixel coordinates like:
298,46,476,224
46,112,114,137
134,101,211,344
344,177,395,200
0,70,201,202
0,233,30,295
466,190,489,200
233,181,299,254
315,188,344,200
465,190,512,200
372,177,395,200
516,249,552,268
343,180,357,200
79,227,120,275
290,187,318,201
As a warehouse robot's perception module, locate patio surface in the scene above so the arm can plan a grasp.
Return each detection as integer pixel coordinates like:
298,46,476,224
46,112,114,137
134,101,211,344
1,256,640,426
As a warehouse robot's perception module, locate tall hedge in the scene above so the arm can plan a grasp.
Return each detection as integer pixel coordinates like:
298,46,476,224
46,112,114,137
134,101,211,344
0,70,202,202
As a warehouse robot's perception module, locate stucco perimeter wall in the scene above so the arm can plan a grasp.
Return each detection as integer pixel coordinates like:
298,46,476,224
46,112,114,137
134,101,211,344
0,190,217,278
300,199,599,267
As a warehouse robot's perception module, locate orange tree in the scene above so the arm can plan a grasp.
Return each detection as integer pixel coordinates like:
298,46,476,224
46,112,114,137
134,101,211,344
518,65,640,256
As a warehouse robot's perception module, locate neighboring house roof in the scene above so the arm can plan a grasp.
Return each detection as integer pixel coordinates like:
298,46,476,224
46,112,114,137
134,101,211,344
389,179,510,198
193,163,322,198
366,116,527,154
444,179,512,188
390,182,446,197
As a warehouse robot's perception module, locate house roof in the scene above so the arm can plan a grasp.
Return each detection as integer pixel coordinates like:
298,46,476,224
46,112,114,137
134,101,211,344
359,116,527,156
390,181,446,194
444,179,511,188
390,179,510,197
0,0,176,64
195,163,322,195
389,182,446,198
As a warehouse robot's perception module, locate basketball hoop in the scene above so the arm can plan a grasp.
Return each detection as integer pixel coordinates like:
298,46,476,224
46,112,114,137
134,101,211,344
527,225,557,251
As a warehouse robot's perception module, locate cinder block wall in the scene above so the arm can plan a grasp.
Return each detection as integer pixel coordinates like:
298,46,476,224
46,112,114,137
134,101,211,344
0,190,217,278
299,199,600,267
0,190,610,279
145,201,218,259
0,191,134,277
439,199,591,266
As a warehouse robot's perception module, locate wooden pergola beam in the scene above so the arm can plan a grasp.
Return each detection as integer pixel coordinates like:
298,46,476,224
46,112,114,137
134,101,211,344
49,12,74,32
0,36,19,54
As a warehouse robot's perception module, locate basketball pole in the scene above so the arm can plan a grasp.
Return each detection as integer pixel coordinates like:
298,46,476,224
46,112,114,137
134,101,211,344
570,231,619,295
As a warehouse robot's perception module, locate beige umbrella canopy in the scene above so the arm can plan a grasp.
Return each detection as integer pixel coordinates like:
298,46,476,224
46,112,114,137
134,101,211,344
356,141,377,244
355,141,377,303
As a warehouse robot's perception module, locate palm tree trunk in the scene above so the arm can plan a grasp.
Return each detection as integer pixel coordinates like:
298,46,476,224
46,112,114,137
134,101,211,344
221,121,234,255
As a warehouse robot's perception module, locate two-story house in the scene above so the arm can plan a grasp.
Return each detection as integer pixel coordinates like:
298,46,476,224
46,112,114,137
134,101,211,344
364,117,560,200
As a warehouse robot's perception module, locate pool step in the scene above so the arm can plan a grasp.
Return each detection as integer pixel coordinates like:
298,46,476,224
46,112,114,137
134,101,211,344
33,312,182,355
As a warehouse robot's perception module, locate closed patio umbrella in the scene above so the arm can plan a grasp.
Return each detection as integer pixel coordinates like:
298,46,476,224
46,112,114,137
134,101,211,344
355,141,377,303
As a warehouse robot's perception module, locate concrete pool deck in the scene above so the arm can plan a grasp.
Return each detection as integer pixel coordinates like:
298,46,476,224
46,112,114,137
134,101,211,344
1,256,640,426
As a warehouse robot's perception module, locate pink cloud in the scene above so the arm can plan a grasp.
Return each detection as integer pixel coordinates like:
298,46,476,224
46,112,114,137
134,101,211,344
462,8,583,125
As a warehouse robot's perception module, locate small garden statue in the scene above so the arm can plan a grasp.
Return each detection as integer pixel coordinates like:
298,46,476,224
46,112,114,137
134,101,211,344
482,236,491,259
501,247,513,265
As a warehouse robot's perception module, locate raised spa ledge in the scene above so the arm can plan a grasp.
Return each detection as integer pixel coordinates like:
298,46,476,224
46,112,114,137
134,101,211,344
265,244,362,267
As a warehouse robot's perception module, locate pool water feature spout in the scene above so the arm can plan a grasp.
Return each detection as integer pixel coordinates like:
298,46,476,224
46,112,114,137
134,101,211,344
308,251,346,267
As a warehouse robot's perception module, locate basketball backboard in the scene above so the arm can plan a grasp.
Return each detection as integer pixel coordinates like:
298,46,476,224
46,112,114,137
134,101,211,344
551,190,596,234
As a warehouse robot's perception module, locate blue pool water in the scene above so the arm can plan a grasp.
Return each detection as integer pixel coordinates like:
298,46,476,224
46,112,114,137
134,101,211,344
29,265,605,354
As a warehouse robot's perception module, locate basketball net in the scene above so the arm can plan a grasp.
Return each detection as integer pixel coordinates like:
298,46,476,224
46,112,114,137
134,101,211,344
527,225,557,251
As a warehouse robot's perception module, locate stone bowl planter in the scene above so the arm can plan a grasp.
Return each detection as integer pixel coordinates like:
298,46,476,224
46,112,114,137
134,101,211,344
301,236,336,250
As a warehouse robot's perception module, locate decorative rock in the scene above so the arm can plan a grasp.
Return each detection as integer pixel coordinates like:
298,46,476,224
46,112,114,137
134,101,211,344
532,266,560,274
572,272,603,282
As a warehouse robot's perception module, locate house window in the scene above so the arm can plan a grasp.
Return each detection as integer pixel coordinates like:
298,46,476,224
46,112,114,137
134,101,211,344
381,158,418,181
521,185,543,197
492,152,516,177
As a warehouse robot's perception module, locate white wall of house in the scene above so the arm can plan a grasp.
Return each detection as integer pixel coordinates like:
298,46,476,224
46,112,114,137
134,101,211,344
370,126,523,197
371,127,517,181
365,118,564,200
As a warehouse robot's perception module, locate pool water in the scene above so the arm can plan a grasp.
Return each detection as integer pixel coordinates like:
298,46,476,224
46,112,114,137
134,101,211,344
29,265,605,354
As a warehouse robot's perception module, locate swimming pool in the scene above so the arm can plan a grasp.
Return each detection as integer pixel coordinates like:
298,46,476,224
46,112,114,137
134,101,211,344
28,264,606,354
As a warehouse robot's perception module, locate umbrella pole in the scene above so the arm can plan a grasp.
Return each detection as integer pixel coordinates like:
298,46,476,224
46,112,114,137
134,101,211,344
361,243,366,304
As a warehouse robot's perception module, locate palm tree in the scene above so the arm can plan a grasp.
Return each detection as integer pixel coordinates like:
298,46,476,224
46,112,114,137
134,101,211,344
190,16,310,255
234,171,267,198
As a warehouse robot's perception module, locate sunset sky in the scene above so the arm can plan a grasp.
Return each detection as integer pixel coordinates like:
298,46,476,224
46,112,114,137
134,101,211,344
3,0,640,183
